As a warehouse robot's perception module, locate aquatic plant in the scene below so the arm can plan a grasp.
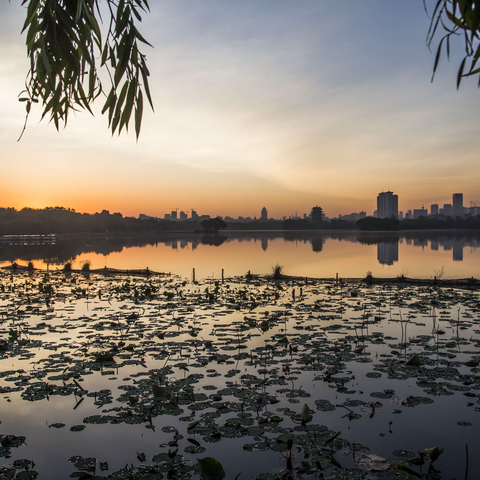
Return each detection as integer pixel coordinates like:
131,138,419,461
433,266,445,280
272,263,283,280
0,271,478,479
27,261,34,271
197,457,226,480
63,261,73,272
81,260,91,272
365,270,373,284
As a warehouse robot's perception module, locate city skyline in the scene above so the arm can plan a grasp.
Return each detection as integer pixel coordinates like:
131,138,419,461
1,2,480,217
3,187,478,222
127,190,480,221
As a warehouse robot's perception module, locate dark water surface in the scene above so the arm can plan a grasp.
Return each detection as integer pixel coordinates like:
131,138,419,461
0,270,479,479
1,230,480,280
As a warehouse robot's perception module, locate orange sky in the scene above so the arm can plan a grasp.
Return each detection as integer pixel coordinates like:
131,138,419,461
1,2,479,219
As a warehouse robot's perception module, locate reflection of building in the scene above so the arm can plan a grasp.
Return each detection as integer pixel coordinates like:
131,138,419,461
261,238,268,251
261,207,268,221
377,241,399,265
311,237,324,253
191,238,200,250
413,238,428,248
430,240,439,251
453,240,463,261
377,191,398,218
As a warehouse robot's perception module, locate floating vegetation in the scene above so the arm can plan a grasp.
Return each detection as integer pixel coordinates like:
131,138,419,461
0,270,479,478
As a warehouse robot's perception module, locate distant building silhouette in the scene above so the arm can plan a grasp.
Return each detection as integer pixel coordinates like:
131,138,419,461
413,206,428,219
430,204,439,216
453,193,464,217
261,207,268,221
311,206,324,223
191,209,198,220
377,191,398,219
171,210,178,221
179,211,187,221
440,204,452,216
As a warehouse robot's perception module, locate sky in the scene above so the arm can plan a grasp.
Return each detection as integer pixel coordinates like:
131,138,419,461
0,1,479,219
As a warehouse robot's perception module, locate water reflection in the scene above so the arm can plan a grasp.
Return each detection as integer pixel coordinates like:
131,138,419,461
0,230,479,278
356,233,479,266
377,241,399,265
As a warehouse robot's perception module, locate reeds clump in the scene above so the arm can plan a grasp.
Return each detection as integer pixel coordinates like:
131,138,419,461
365,270,373,284
272,263,283,280
81,260,91,273
27,261,35,271
63,262,73,273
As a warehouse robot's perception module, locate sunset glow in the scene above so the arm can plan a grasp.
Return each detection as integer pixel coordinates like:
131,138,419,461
1,1,479,219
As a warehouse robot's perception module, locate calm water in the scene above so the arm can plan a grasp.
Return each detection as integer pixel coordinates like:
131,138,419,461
0,272,479,479
1,230,479,280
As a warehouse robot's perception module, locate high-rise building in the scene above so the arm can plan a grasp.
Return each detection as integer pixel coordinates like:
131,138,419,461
179,211,188,221
171,210,178,221
430,204,439,216
261,207,268,221
440,204,452,216
377,191,398,219
191,210,198,220
453,193,464,217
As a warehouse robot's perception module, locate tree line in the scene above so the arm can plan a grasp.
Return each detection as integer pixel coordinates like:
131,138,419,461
1,208,479,235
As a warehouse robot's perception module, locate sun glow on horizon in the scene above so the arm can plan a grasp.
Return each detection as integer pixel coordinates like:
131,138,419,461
1,1,479,218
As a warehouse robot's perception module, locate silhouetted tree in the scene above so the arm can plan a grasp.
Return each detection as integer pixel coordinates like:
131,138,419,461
426,0,480,88
357,217,400,231
17,0,153,140
201,218,228,233
283,219,311,230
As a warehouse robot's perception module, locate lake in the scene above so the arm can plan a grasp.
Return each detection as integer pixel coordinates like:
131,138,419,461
0,269,479,479
1,230,479,280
